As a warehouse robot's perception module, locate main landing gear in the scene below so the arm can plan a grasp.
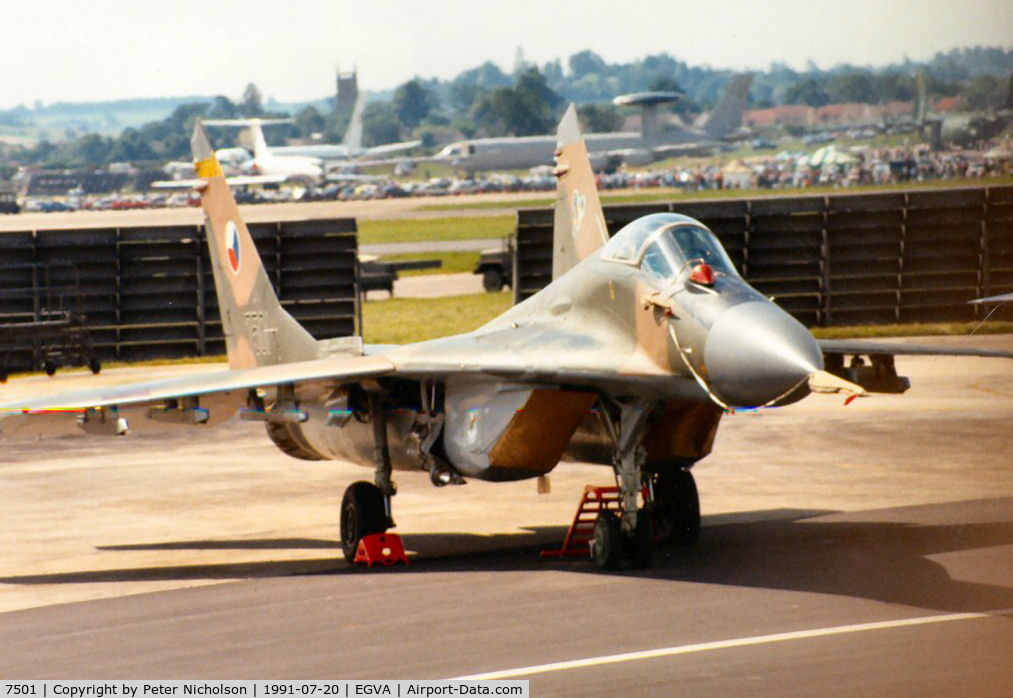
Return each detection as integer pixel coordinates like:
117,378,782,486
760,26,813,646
339,391,396,560
590,399,701,570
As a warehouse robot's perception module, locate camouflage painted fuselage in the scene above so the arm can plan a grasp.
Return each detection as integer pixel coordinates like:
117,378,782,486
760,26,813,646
276,213,820,483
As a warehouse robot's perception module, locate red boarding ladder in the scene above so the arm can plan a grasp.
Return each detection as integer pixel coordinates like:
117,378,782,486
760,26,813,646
541,485,621,558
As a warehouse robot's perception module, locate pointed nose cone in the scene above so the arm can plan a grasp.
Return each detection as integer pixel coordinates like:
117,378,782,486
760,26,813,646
703,301,823,408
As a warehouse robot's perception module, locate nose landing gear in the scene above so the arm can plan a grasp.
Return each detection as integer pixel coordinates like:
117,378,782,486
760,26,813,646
589,399,701,570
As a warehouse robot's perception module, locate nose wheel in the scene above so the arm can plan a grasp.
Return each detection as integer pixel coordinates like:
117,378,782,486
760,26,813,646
591,505,657,570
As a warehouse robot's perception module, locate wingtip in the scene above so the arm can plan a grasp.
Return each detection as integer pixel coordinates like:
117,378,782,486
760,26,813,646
556,103,581,145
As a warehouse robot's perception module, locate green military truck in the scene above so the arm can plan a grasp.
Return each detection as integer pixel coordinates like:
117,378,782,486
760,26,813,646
472,239,514,293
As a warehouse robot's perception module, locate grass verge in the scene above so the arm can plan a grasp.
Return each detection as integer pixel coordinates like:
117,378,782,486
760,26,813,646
362,292,512,344
382,251,481,276
358,215,514,245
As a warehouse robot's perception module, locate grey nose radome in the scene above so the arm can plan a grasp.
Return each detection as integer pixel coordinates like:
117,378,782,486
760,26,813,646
702,300,823,408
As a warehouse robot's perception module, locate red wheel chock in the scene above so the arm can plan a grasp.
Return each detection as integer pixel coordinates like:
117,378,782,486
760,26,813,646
353,533,410,567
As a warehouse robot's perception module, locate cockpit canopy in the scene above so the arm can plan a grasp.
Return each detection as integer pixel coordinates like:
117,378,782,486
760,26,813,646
601,213,739,281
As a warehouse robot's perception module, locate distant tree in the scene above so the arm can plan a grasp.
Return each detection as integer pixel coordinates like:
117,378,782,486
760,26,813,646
207,95,238,120
449,81,481,113
785,78,831,107
569,50,608,79
167,102,211,130
577,103,621,133
294,105,326,138
68,133,114,167
1005,72,1013,110
321,107,351,144
649,76,682,94
110,127,156,163
451,115,477,139
463,61,511,89
516,68,562,110
361,101,401,146
448,61,511,113
648,75,700,118
469,88,516,136
963,74,1004,110
392,79,434,129
27,139,57,164
471,67,562,136
241,83,263,117
827,72,876,103
418,130,437,149
876,71,916,102
543,59,564,86
923,70,962,99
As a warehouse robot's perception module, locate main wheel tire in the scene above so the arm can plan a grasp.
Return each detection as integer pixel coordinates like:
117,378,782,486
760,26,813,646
88,358,102,375
340,481,388,561
629,507,655,569
654,469,700,546
44,360,57,376
592,510,623,570
482,268,504,293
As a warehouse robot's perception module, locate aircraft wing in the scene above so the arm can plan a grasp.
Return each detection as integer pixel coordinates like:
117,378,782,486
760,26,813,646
362,140,423,158
0,319,703,439
817,338,1013,360
151,174,289,189
273,144,351,159
0,355,393,417
817,337,1013,394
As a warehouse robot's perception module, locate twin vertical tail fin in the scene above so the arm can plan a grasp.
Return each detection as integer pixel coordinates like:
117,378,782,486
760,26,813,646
552,104,609,279
702,73,753,141
192,121,319,369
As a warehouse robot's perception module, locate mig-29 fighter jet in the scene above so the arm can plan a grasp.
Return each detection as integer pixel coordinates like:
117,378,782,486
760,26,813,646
3,107,1011,570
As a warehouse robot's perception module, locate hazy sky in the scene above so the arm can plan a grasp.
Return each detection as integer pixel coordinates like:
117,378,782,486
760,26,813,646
2,0,1011,109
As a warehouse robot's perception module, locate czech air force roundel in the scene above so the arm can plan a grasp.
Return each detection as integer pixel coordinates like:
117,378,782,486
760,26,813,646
225,221,241,274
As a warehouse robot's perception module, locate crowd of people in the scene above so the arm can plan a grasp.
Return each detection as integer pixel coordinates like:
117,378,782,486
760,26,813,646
594,143,1013,194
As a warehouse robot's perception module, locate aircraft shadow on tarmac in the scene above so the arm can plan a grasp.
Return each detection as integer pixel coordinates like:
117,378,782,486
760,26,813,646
3,499,1012,615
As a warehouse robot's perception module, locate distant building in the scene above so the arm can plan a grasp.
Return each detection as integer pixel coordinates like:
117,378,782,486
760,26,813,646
744,101,915,129
934,96,965,113
336,68,358,116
